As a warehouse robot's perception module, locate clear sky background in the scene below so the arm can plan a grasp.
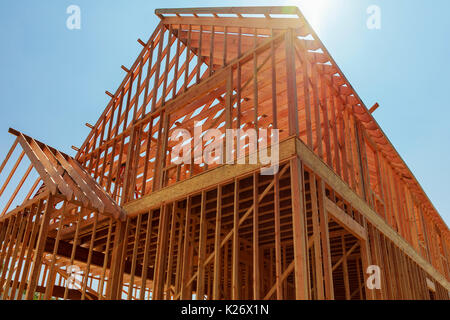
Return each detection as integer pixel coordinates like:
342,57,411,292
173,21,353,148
0,0,449,225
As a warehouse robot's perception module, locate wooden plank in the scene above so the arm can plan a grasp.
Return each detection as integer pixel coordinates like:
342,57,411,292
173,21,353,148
0,214,25,297
0,217,20,254
124,137,296,216
285,29,299,136
319,74,332,167
116,217,131,298
180,197,193,299
252,173,260,299
43,202,66,300
309,172,324,299
1,163,33,215
296,44,313,148
0,150,25,198
139,210,154,299
174,206,185,296
196,192,208,299
318,178,334,299
310,58,323,158
128,213,142,300
231,179,240,300
153,204,170,299
106,219,127,299
156,6,302,16
341,235,351,300
54,150,102,210
68,158,124,220
295,138,450,291
212,186,222,299
161,16,304,31
63,210,82,299
274,171,283,299
16,135,57,195
332,242,359,272
25,195,53,300
325,198,367,240
98,218,113,299
81,212,99,300
17,201,44,298
0,138,18,176
184,24,192,92
7,207,35,300
270,29,278,130
289,158,309,299
28,138,74,200
164,203,177,299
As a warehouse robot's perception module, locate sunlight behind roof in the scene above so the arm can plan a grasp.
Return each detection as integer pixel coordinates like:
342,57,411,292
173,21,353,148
288,0,337,31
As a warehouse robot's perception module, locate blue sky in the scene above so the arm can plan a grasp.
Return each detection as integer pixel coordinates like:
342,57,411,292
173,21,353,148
0,0,449,225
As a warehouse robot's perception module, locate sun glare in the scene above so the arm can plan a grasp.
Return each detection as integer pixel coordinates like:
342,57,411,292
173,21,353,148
288,0,335,31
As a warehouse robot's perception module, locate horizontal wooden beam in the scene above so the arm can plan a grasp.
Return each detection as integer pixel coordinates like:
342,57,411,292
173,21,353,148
325,198,367,241
161,16,304,31
156,6,301,16
124,137,297,216
295,138,450,291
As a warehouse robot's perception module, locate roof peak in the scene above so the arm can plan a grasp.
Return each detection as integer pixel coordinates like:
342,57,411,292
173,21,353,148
155,6,303,18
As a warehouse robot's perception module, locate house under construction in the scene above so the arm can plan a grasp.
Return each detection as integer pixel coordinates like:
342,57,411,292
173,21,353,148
0,7,448,300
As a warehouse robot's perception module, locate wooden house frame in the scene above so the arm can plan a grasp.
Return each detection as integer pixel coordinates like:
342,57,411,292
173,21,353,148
0,6,448,300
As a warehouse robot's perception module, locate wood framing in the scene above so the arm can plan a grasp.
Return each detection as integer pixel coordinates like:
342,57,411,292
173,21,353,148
0,6,448,300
